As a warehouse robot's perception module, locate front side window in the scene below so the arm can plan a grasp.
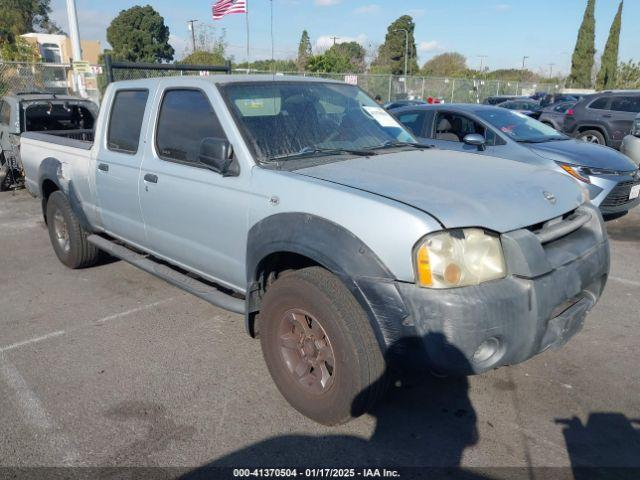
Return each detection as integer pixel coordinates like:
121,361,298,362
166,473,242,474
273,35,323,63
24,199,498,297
434,112,487,143
156,89,226,164
610,96,640,113
220,82,414,162
475,108,568,144
107,90,149,154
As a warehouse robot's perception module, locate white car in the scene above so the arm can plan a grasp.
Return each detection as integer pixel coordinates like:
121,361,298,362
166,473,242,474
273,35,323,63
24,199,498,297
620,113,640,166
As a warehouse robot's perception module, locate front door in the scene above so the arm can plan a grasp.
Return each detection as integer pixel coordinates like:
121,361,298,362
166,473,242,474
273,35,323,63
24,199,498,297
94,89,150,247
139,87,248,291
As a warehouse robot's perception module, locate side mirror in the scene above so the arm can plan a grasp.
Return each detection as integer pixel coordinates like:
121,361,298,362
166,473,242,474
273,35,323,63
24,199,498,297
199,137,239,177
463,133,487,151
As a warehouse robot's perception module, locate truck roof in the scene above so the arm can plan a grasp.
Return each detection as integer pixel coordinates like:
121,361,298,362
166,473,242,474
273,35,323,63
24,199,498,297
107,74,344,89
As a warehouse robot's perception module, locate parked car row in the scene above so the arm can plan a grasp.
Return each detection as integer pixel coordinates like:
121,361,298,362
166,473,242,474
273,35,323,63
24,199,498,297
389,102,640,219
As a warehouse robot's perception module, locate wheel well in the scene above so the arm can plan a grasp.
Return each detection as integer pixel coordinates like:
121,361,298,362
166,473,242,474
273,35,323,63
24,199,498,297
40,179,59,223
248,252,324,337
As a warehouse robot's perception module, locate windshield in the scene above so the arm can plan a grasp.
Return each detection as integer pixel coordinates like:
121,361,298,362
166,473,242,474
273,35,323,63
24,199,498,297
475,108,568,143
220,82,415,162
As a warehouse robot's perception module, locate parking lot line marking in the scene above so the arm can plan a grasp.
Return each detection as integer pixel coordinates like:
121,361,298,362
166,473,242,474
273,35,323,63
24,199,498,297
94,299,174,325
0,330,66,353
0,358,82,465
610,276,640,288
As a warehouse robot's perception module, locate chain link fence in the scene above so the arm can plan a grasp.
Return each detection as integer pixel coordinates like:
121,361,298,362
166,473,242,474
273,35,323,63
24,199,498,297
2,61,560,105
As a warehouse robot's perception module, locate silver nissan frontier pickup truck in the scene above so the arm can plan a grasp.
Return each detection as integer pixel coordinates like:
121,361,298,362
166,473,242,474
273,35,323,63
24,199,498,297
20,76,610,425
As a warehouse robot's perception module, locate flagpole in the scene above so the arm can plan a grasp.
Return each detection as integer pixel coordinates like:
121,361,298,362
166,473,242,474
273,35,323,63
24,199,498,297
245,0,250,72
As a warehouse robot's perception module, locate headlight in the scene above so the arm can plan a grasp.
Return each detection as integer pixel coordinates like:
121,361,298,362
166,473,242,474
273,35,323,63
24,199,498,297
558,163,591,183
414,229,507,289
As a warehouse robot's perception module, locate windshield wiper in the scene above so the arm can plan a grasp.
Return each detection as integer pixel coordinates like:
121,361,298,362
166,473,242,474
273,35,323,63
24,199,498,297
368,141,433,151
517,137,569,144
267,146,374,162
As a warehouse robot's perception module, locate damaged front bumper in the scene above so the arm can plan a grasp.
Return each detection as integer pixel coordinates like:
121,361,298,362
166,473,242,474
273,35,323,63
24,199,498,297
359,204,610,375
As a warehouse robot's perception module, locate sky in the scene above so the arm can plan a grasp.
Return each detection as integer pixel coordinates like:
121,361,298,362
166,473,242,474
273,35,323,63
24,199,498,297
49,0,639,75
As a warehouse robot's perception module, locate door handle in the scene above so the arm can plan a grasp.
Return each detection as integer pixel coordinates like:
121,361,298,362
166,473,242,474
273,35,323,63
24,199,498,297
602,114,613,118
98,163,109,172
144,173,158,184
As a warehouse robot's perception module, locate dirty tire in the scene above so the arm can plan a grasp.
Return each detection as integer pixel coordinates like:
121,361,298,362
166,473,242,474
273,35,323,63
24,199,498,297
259,267,387,425
578,129,606,145
46,191,100,269
0,153,9,191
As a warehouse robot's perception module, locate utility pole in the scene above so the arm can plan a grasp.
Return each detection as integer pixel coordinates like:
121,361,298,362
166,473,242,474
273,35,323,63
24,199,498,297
187,20,198,53
330,36,340,47
521,56,529,70
478,55,488,74
548,63,555,79
66,0,82,62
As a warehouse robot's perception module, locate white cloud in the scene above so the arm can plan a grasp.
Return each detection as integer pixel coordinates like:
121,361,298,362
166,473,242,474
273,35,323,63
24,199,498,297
418,40,444,53
493,3,512,11
315,34,368,52
170,35,189,58
406,8,426,18
315,0,341,6
354,4,381,14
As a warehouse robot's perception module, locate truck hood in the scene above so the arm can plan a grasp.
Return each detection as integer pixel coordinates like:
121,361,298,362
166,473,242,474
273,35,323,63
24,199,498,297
295,149,583,233
528,139,637,171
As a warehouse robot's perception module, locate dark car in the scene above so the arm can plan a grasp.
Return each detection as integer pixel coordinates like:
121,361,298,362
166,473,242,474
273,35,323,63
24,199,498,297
392,103,640,218
537,102,577,130
539,93,581,108
563,90,640,149
383,99,427,110
482,95,529,106
497,98,541,117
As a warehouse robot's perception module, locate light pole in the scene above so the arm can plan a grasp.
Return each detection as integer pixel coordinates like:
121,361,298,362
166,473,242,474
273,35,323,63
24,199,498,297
66,0,82,62
521,55,529,70
393,28,409,78
548,63,555,79
187,20,198,53
478,55,488,74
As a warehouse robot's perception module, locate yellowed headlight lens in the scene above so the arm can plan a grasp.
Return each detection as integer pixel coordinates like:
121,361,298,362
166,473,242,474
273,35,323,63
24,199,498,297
416,244,433,287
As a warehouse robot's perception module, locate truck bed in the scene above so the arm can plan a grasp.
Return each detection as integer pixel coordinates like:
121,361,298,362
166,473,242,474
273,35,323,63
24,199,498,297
21,130,94,150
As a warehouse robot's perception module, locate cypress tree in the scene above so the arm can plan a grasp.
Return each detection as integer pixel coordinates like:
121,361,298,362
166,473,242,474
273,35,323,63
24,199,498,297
568,0,596,88
296,30,312,72
596,1,623,90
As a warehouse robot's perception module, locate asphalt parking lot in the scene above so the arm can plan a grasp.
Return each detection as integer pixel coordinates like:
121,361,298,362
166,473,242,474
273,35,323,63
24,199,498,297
1,189,639,477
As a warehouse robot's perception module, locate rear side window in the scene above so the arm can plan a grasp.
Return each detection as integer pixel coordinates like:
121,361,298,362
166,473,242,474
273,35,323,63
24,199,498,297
156,89,226,164
588,97,609,110
107,90,149,154
610,96,640,113
0,101,10,125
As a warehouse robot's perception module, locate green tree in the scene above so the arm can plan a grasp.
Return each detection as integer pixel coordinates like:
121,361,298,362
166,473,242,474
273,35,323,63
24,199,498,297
180,50,225,66
596,1,623,90
307,41,366,73
106,5,174,63
421,52,468,77
615,60,640,89
296,30,312,71
372,15,419,75
568,0,596,88
0,0,62,41
0,36,40,61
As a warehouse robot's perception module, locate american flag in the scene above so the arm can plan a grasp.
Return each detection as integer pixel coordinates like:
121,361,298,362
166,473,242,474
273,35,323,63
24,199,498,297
212,0,247,20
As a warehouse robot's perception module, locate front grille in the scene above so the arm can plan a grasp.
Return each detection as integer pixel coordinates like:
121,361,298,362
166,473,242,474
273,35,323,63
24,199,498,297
602,180,640,208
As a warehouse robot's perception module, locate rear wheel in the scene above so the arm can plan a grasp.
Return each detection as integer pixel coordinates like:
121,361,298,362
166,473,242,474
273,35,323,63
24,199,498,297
0,152,10,191
578,129,606,145
259,267,387,425
46,191,100,269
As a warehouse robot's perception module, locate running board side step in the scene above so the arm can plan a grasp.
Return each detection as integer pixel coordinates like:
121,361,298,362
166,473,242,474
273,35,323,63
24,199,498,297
87,235,246,314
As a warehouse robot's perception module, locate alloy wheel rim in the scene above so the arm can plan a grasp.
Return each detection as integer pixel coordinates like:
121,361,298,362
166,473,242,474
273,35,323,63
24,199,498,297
277,309,336,394
583,134,600,144
53,210,70,253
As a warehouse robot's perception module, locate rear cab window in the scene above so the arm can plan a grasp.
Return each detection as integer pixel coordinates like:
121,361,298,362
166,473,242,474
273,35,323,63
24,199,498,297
155,89,227,165
107,90,149,154
588,97,610,110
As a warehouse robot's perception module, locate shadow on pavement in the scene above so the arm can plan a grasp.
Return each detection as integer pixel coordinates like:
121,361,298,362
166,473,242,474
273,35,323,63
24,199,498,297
181,333,491,479
556,413,640,480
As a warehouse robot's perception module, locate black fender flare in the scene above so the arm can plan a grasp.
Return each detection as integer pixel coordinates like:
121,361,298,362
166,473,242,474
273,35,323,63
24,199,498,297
245,212,410,349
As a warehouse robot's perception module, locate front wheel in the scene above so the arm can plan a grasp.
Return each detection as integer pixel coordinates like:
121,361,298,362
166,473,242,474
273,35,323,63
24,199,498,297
578,130,606,145
259,267,387,425
46,191,100,269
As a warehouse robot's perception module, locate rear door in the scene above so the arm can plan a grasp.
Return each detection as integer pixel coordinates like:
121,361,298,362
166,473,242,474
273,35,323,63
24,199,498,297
94,89,151,247
608,95,640,147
